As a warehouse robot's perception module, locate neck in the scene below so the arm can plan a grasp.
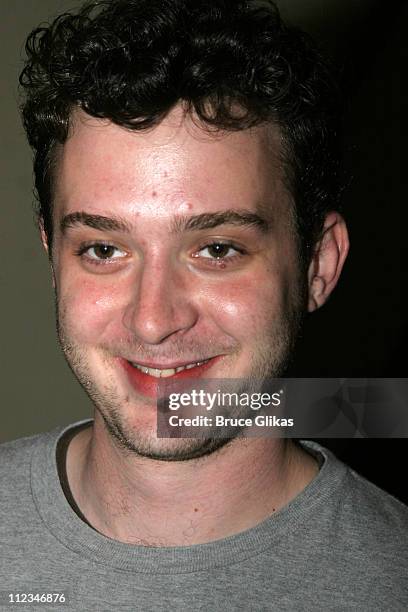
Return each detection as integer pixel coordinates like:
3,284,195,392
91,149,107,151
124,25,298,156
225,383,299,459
65,417,318,546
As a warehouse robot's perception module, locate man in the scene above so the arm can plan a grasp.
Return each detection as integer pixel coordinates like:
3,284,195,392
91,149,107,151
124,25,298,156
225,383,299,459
1,0,407,610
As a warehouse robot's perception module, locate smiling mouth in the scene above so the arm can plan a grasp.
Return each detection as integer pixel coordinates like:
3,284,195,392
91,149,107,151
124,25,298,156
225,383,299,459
121,356,220,398
128,359,211,378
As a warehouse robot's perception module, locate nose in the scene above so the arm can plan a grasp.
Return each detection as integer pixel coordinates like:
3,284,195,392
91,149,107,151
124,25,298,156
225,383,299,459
122,259,199,345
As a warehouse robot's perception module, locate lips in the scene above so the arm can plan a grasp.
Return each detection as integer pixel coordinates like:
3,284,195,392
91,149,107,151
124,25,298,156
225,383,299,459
119,356,220,398
129,359,211,378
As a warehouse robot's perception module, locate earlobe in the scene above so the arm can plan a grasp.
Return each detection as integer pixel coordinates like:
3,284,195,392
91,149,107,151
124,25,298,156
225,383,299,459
307,212,349,312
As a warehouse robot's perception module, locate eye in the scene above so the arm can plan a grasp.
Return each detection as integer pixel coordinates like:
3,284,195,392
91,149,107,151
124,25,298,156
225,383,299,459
77,243,127,262
196,242,243,260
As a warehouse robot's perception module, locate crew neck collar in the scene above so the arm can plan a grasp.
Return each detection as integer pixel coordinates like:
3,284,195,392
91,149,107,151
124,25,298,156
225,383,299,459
30,420,348,575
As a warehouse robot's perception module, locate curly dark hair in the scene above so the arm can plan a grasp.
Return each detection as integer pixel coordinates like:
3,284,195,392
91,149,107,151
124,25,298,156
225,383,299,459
19,0,343,262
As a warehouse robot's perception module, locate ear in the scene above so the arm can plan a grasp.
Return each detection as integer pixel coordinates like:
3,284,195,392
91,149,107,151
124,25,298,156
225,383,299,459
39,218,49,254
39,218,56,289
307,212,349,312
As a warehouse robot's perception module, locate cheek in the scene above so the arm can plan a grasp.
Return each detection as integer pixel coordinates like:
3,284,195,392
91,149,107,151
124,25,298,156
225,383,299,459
202,269,286,336
59,277,125,343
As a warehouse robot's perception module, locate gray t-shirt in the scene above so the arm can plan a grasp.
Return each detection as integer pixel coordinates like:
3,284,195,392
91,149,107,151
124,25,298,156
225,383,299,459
0,420,407,611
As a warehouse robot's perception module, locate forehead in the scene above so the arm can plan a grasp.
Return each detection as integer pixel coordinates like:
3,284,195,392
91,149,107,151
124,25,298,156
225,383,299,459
54,107,290,221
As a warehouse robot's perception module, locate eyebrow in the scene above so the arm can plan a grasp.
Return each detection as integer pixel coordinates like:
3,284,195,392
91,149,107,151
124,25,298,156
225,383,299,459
60,212,132,235
59,209,270,236
170,210,270,234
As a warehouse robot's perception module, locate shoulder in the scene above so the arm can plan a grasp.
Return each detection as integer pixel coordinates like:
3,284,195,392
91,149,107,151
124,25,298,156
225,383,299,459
297,442,408,606
305,440,408,534
302,440,408,559
0,433,47,479
335,469,408,604
0,423,85,531
313,444,408,570
338,465,408,550
0,422,84,486
0,432,54,534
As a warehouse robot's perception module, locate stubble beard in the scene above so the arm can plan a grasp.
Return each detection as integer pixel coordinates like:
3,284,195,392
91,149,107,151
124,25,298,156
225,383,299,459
56,286,305,463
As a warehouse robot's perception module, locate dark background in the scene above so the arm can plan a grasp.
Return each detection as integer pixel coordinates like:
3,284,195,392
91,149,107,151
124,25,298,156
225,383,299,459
289,0,408,504
0,1,407,503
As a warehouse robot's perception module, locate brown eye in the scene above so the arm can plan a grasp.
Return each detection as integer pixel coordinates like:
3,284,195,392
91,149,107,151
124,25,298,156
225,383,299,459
197,243,242,260
81,244,127,261
206,243,233,258
93,245,116,259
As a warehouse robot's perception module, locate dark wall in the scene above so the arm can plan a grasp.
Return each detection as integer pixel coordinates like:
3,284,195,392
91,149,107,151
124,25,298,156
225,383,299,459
294,0,408,378
289,1,408,504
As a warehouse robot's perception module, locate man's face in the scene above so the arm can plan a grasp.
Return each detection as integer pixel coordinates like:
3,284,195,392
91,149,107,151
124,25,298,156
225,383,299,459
50,108,305,459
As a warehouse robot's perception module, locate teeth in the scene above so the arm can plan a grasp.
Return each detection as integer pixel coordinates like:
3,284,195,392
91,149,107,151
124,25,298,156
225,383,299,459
159,368,176,378
131,360,209,378
186,362,201,369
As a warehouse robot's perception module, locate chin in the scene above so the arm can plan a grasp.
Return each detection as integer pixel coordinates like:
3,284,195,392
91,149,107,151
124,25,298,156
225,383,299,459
104,416,233,462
